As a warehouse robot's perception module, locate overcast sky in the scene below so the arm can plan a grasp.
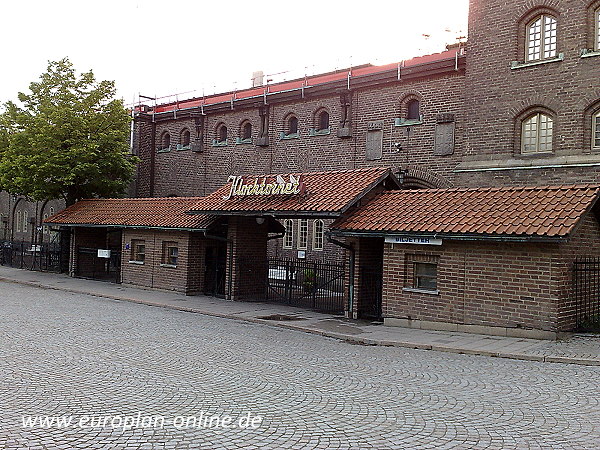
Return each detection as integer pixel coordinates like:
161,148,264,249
1,0,469,107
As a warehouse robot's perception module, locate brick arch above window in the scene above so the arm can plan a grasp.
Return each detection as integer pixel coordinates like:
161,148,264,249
281,113,299,139
159,131,171,151
180,128,191,148
239,120,252,143
515,6,560,63
311,108,331,136
397,92,423,125
587,0,600,51
584,99,600,151
214,122,228,145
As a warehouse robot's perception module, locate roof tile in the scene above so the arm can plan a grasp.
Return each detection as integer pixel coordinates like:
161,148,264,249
332,185,600,238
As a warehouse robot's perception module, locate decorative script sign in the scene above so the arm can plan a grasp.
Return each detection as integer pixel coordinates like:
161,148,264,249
223,175,305,200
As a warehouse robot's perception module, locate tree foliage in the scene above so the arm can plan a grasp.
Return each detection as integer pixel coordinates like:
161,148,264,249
0,58,137,205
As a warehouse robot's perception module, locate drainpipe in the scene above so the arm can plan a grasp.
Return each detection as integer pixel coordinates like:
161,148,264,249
327,235,355,318
149,121,156,197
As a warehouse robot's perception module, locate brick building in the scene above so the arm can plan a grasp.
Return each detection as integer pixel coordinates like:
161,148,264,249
7,0,600,335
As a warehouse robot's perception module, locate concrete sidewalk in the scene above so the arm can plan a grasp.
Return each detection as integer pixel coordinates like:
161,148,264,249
1,265,599,366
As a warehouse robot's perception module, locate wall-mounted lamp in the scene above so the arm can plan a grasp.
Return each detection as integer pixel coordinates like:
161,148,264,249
255,217,265,225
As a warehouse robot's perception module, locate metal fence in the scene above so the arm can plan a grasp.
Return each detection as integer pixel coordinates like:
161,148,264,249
75,247,122,283
240,258,346,314
0,240,63,272
573,257,600,331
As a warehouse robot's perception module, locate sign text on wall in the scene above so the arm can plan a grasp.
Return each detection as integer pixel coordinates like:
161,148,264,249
223,175,305,200
385,235,443,246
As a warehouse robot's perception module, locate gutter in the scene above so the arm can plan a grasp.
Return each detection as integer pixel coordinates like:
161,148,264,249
328,230,568,243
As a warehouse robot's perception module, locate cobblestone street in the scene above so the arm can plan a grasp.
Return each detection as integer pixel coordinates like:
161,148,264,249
1,282,599,449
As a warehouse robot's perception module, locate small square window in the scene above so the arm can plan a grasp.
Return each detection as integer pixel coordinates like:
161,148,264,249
162,241,178,266
414,262,437,291
131,239,145,263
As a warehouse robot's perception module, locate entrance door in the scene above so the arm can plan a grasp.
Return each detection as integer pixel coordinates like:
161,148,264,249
204,243,227,297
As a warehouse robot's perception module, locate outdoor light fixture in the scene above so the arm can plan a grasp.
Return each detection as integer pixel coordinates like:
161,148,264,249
255,217,265,225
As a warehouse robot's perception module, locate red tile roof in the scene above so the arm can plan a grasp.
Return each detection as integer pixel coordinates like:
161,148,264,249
332,185,600,239
151,50,461,114
45,198,216,231
189,167,398,217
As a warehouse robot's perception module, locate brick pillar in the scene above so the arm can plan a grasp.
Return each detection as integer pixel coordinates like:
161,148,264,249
226,216,269,301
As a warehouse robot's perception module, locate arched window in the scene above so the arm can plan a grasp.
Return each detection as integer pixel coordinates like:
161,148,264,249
593,111,600,150
526,14,557,61
23,210,28,233
283,219,294,249
317,111,329,131
288,116,298,135
298,219,308,249
16,210,22,233
522,112,553,154
312,219,324,251
181,129,191,147
406,99,420,120
160,132,171,151
217,124,228,143
242,122,252,140
43,213,49,235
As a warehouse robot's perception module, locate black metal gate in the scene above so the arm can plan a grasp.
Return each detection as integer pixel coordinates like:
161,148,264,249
75,247,121,283
254,258,346,314
359,266,383,320
573,257,600,331
0,240,63,272
204,244,227,297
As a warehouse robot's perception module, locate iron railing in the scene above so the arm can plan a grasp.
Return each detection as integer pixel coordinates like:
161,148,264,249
573,257,600,331
0,240,63,273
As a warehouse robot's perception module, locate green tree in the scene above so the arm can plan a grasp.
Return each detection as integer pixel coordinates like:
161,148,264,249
0,58,137,206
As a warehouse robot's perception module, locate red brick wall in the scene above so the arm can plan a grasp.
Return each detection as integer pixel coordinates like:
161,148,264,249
121,229,194,293
135,72,465,200
227,216,269,300
461,0,600,186
555,214,600,329
382,240,562,331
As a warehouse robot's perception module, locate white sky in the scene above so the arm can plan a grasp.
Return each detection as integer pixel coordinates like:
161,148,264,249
1,0,469,106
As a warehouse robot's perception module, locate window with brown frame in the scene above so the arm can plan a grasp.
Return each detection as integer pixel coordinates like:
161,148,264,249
317,111,329,131
242,122,252,140
288,116,298,135
130,240,146,263
414,262,438,291
162,241,178,266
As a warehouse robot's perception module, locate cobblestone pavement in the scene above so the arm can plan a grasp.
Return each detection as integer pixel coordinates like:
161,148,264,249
1,282,600,449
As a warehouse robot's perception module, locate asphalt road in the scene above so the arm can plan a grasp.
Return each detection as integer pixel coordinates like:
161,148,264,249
1,282,599,449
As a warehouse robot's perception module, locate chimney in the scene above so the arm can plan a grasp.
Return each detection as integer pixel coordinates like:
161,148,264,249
251,71,264,87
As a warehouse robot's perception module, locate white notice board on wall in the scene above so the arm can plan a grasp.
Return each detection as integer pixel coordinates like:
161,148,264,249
385,235,442,246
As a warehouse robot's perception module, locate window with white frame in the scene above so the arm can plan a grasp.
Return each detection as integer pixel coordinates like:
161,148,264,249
312,219,324,251
16,210,22,232
43,214,49,234
593,111,600,150
522,112,553,154
283,219,294,249
596,8,600,51
23,210,28,233
526,14,557,61
298,219,308,249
